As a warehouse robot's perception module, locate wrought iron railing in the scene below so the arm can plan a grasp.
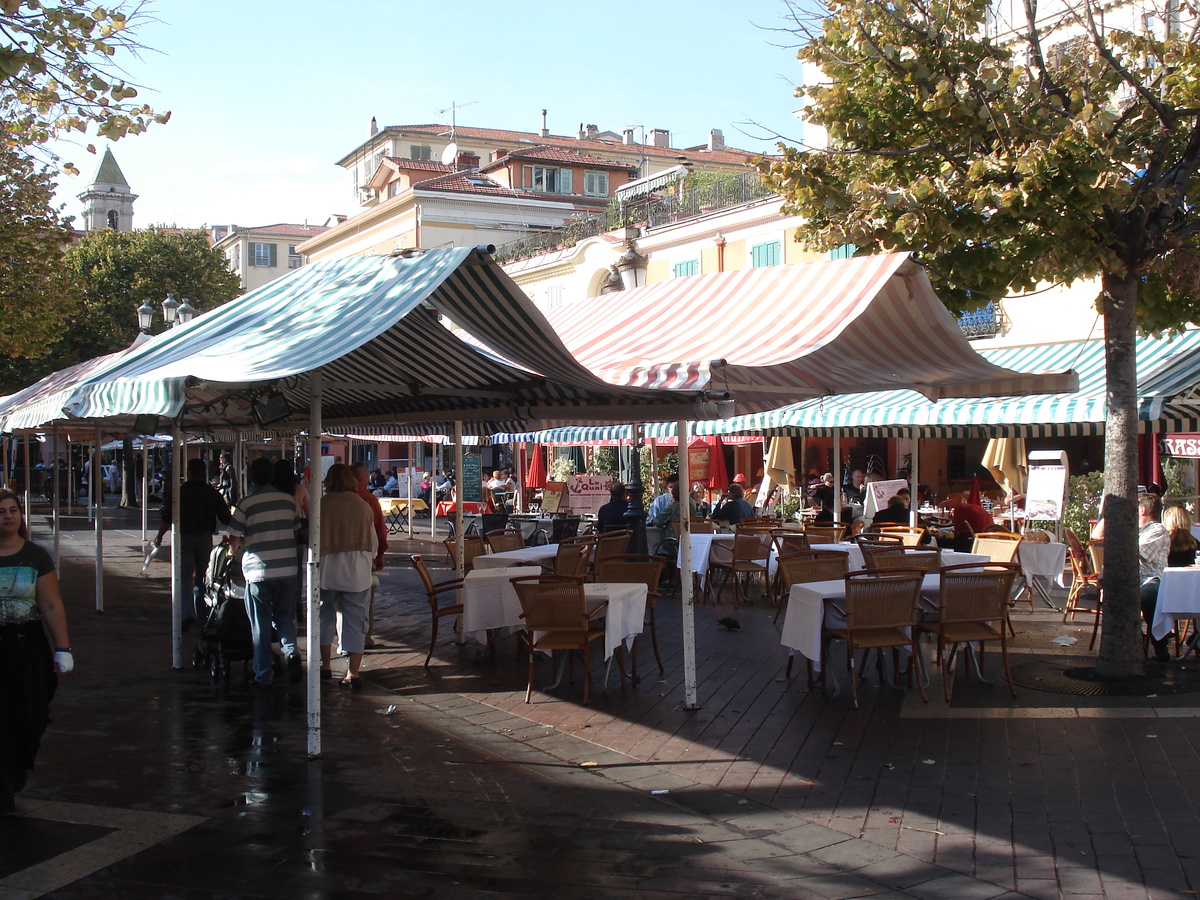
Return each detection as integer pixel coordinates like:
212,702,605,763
958,301,1006,339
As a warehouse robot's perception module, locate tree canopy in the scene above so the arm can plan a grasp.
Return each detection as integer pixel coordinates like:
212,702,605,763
0,0,168,169
762,0,1200,675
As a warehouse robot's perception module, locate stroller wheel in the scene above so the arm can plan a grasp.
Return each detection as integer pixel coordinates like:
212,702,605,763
192,648,205,669
209,655,220,680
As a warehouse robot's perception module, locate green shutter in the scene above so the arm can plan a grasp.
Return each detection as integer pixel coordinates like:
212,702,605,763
673,259,699,277
751,241,781,268
559,168,572,194
269,243,277,267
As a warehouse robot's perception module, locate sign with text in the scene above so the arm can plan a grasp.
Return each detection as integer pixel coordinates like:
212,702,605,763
864,479,907,521
566,475,615,515
460,453,483,503
1160,434,1200,458
1025,450,1069,522
687,448,710,484
541,482,567,514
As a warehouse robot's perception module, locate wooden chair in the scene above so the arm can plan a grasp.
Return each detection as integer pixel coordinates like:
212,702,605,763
1086,540,1104,650
1062,527,1101,621
442,534,488,573
863,546,942,572
707,531,773,608
878,525,928,547
594,529,632,566
411,554,464,667
510,574,621,705
545,540,594,579
594,554,664,682
806,523,847,544
484,528,524,554
823,569,929,709
919,563,1019,702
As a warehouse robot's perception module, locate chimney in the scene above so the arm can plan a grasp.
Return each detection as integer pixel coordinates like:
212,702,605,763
585,124,598,138
491,149,508,163
576,122,587,140
456,151,480,171
369,116,378,137
623,128,635,145
708,128,725,151
540,108,549,138
651,128,670,148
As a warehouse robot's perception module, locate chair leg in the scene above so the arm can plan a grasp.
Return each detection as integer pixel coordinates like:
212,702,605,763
1000,634,1016,697
631,636,639,685
524,632,535,703
649,608,663,673
1089,594,1103,650
425,613,438,667
615,644,627,692
910,638,928,703
943,642,956,704
582,644,591,706
848,643,860,709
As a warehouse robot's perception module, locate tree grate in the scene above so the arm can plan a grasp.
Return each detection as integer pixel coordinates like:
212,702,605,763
1010,658,1200,696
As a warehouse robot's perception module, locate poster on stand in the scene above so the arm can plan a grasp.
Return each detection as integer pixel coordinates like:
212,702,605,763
566,475,614,516
541,482,566,514
864,479,908,522
1025,450,1068,522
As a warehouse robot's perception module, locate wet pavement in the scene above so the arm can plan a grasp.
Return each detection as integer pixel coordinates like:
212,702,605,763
4,504,1199,898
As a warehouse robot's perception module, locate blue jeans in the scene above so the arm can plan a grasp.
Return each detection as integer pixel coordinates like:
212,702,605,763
244,577,299,684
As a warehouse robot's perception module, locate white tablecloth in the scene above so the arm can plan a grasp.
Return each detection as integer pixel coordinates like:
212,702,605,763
1016,541,1068,588
808,544,988,571
781,575,942,672
473,544,560,569
461,566,543,636
1152,567,1200,640
587,582,648,660
678,533,779,585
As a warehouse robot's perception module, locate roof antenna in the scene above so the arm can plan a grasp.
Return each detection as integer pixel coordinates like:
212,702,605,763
437,100,477,145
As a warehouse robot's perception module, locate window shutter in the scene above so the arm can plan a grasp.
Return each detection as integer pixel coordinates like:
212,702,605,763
559,168,572,194
269,243,277,267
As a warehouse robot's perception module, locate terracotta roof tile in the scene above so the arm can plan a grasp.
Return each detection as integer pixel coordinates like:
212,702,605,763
382,156,454,173
232,224,330,238
412,172,529,197
479,145,635,172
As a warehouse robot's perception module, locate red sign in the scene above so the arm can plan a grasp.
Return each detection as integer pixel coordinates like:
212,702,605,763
1160,434,1200,458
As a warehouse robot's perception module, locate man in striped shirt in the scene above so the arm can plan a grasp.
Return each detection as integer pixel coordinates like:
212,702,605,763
229,457,301,687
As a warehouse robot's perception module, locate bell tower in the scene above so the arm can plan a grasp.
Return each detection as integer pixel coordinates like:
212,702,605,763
77,147,137,232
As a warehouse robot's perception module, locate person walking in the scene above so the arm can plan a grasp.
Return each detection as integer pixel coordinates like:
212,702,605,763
153,458,232,630
228,458,301,688
351,461,387,649
216,451,239,507
318,465,376,689
0,489,72,812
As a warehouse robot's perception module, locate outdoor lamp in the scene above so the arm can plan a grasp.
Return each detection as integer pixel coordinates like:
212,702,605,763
161,292,180,326
177,297,196,324
136,299,155,333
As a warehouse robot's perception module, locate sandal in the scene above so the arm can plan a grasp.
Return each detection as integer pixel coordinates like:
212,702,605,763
341,676,362,691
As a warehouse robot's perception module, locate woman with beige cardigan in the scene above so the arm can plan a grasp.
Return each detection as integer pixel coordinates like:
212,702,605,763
318,464,377,689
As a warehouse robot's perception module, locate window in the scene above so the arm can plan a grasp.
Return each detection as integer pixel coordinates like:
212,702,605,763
524,165,571,194
410,144,431,160
673,259,700,278
228,245,240,269
750,240,781,268
288,245,301,269
388,180,405,198
106,210,119,229
829,243,856,259
252,242,277,267
583,170,609,197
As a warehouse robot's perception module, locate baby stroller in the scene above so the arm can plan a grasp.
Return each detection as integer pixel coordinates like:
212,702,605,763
192,539,256,680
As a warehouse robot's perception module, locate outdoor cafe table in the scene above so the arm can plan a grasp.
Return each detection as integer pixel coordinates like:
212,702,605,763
459,567,647,661
377,497,428,535
472,544,560,570
1014,541,1068,609
808,544,989,571
1151,566,1200,641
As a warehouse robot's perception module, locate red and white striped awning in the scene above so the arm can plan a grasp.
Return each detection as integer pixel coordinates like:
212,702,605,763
543,253,1078,408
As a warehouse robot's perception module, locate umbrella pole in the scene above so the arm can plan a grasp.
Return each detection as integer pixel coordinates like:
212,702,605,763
678,418,700,710
22,432,30,531
170,424,183,668
431,441,439,540
454,422,465,576
407,441,415,535
141,442,149,542
307,369,324,758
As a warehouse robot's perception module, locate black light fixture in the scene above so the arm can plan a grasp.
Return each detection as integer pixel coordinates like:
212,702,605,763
252,390,292,427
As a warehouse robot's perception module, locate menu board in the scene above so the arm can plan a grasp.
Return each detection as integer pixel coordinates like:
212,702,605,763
1025,452,1068,521
567,475,614,516
687,448,710,483
460,453,483,503
541,481,567,514
864,479,907,521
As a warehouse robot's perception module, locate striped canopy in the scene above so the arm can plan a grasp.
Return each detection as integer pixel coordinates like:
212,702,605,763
541,253,1079,404
34,248,712,435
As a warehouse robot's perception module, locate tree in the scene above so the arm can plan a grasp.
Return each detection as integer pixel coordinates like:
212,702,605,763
0,1,169,168
761,0,1200,676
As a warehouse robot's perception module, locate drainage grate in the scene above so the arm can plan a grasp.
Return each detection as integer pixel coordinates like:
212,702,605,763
1010,658,1200,696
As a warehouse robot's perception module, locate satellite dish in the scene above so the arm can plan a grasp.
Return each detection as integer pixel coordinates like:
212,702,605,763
440,142,459,165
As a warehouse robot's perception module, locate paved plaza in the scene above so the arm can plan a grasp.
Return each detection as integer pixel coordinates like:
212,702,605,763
2,505,1198,898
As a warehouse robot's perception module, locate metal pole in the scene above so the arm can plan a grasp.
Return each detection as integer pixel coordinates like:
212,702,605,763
170,424,183,667
910,427,920,527
515,441,524,513
141,442,149,542
453,422,465,576
22,432,31,529
623,424,648,555
678,418,699,709
307,369,323,758
833,431,842,530
430,441,439,540
51,425,60,568
407,440,415,535
94,426,104,613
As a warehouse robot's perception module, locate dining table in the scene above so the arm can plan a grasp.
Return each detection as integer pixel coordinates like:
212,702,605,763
377,497,428,535
472,544,561,570
807,544,989,572
1014,541,1068,610
1151,566,1200,641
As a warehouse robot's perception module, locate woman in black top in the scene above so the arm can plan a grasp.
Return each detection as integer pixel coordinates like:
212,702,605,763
1164,505,1198,567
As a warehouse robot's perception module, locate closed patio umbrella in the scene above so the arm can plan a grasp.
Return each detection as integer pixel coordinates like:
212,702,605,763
765,436,796,493
982,437,1027,500
525,443,547,489
967,474,982,507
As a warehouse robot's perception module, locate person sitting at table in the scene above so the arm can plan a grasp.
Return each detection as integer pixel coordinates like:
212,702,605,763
1164,505,1198,567
1136,493,1172,662
596,483,629,532
654,482,699,530
646,474,678,525
870,492,911,527
711,483,754,527
811,473,835,510
810,496,835,524
690,482,712,519
381,468,399,497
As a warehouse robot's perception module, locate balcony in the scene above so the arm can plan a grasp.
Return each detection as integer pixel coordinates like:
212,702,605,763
958,301,1006,339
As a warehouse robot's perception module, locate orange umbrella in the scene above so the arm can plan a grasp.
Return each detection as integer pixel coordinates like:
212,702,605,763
524,443,547,489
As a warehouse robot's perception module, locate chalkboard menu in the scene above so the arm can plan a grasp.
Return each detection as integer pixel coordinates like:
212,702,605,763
460,453,483,503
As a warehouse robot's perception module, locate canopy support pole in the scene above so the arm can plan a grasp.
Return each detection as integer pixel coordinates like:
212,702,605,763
833,432,842,529
515,442,524,514
94,426,104,614
678,417,700,710
51,425,60,568
625,424,648,555
170,424,183,667
141,442,149,542
910,428,920,527
431,442,439,541
406,441,414,535
307,369,323,758
453,422,465,577
22,432,31,530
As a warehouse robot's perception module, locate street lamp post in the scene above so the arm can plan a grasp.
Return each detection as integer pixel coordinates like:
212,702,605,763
137,293,197,333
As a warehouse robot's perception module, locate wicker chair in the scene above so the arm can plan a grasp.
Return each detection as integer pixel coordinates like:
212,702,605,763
863,546,942,572
594,529,632,566
707,531,774,607
410,554,464,667
442,534,488,574
1062,527,1101,625
484,528,524,554
918,563,1019,702
878,525,928,547
545,540,594,579
775,549,853,679
510,574,621,705
806,523,848,544
823,569,928,708
594,554,664,681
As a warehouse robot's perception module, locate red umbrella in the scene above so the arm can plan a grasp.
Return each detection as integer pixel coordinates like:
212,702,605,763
524,443,547,489
967,474,982,506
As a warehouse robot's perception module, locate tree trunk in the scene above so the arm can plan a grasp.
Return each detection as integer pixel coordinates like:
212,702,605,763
1095,273,1142,677
120,434,138,509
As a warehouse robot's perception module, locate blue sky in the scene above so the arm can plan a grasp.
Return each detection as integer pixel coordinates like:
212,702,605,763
49,0,812,229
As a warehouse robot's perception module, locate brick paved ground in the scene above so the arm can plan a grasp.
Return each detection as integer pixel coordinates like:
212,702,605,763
5,505,1198,898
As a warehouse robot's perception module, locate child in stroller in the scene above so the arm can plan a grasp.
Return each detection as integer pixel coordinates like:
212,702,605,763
191,538,260,680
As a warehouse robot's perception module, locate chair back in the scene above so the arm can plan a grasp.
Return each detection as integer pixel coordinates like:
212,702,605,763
844,569,924,630
485,528,524,553
776,550,850,590
878,525,927,547
971,531,1022,563
553,540,593,578
1087,540,1104,579
806,523,847,544
938,563,1019,625
594,554,664,598
689,519,716,534
736,518,780,535
854,532,904,549
550,516,582,542
442,534,488,572
772,529,810,556
480,512,509,534
732,531,772,565
1063,527,1091,570
510,575,588,632
410,554,438,601
595,529,631,563
865,546,941,572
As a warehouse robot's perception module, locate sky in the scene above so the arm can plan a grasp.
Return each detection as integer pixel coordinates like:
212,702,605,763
47,0,813,230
